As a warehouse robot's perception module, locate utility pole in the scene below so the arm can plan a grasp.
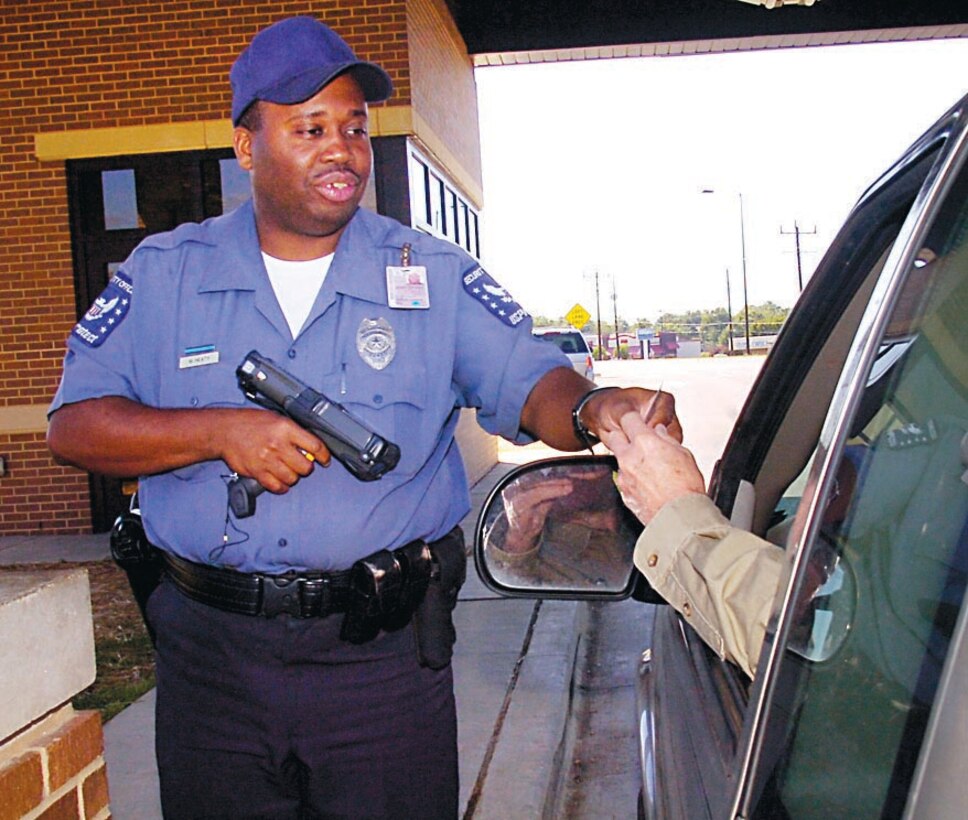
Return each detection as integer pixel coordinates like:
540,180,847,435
585,270,604,361
611,276,619,358
780,221,817,291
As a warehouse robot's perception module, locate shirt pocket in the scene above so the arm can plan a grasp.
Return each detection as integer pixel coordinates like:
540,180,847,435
160,355,249,409
318,365,429,477
164,361,249,482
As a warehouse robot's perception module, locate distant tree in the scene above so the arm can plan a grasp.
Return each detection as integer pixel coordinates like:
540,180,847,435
533,303,789,350
638,303,789,352
744,302,789,336
531,315,566,328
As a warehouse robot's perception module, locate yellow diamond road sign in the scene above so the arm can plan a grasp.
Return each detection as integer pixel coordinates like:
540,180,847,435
566,303,591,330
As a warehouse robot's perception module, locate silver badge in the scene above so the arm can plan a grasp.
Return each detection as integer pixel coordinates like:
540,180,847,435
356,317,396,371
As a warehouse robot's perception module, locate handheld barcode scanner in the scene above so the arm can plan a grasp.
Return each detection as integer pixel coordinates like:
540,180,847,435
229,350,401,518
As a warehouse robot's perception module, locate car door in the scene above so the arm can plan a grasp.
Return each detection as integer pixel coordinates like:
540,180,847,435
729,100,968,820
641,95,968,820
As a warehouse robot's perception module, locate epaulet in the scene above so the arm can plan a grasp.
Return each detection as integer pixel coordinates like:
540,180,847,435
135,216,222,254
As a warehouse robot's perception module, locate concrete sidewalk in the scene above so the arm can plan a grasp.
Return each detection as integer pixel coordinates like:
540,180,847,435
0,463,584,819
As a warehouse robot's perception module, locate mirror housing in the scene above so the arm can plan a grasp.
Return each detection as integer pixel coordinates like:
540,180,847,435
473,455,665,603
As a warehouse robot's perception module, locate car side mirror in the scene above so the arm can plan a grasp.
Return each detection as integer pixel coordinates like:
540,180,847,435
473,455,664,603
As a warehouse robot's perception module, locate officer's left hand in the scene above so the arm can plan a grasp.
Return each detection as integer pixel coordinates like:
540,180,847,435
586,387,682,443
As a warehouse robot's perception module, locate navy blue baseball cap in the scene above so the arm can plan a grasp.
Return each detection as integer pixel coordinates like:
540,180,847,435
230,16,393,125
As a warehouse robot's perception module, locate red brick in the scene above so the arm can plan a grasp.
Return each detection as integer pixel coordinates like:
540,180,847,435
81,762,110,816
35,789,80,820
46,711,104,793
0,750,44,820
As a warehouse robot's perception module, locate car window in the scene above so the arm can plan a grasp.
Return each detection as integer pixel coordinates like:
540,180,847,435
535,330,588,354
751,162,968,818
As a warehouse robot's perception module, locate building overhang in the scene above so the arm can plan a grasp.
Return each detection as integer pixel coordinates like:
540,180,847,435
447,0,968,65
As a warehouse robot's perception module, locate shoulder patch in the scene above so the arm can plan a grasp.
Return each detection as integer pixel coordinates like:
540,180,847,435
462,267,529,327
72,271,133,347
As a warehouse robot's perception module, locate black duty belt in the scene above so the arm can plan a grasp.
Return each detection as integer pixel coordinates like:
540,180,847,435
162,552,355,618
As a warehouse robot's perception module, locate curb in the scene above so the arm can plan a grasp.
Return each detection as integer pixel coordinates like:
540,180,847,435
468,599,585,819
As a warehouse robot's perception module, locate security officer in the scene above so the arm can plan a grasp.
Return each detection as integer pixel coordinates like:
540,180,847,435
48,16,678,818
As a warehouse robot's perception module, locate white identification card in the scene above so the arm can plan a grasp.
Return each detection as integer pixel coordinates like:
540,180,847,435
386,266,430,309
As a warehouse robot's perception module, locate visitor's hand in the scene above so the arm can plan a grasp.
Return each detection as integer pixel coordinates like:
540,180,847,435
599,412,705,524
501,476,573,553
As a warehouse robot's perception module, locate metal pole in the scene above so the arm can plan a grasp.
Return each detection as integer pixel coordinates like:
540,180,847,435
611,276,619,358
725,267,733,353
780,221,816,292
594,271,603,361
739,193,751,355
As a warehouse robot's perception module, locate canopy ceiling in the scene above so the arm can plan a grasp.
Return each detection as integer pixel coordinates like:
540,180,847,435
445,0,968,65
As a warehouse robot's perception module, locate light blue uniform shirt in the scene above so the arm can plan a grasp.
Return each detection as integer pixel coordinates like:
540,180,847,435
50,203,569,572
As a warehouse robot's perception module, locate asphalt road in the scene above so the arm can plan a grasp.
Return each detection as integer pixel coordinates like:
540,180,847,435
593,356,765,480
501,355,764,480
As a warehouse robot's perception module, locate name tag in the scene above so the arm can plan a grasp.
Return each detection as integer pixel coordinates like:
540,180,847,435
179,346,220,369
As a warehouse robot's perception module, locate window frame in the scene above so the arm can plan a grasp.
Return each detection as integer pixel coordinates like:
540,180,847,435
405,142,481,259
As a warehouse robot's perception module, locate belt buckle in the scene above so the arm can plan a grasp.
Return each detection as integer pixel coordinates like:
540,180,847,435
259,574,303,617
301,576,332,616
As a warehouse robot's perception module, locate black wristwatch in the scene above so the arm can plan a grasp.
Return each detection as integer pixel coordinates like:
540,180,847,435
571,386,618,451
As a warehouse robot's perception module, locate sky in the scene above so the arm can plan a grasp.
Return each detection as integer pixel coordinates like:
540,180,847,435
474,38,968,323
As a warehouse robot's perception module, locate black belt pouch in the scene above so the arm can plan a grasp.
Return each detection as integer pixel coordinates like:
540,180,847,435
110,507,163,645
413,527,467,669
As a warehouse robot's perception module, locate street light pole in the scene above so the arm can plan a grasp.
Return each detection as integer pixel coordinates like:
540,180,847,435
701,188,751,354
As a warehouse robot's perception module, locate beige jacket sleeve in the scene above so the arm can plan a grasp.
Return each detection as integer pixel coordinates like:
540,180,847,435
634,493,787,678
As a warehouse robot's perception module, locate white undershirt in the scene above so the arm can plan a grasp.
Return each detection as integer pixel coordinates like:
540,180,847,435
262,252,334,338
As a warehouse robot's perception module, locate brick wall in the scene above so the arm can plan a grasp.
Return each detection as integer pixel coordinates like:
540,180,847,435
0,1,411,534
408,0,483,197
0,709,108,820
0,432,88,534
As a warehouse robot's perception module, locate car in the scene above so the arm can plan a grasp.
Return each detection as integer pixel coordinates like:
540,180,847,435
533,327,596,381
475,91,968,819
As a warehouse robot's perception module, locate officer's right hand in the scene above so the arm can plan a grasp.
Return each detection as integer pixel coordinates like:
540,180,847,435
217,408,330,494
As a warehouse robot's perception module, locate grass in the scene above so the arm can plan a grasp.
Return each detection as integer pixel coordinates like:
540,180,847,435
1,560,155,723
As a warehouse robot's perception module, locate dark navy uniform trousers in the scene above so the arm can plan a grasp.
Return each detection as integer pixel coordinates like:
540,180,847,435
148,579,458,819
